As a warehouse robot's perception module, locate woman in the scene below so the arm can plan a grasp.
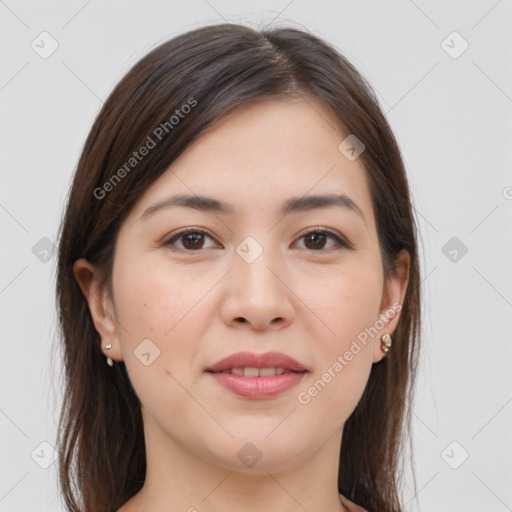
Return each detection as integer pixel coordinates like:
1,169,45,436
55,22,421,512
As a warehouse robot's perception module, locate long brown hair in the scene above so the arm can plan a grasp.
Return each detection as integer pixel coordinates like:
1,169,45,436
54,22,421,512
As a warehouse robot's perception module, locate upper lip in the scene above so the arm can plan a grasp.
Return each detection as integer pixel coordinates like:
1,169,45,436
206,351,308,373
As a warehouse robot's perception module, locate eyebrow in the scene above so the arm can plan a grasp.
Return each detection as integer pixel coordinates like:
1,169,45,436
140,193,366,224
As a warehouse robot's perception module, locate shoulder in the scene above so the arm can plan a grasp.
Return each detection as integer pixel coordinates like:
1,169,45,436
339,493,369,512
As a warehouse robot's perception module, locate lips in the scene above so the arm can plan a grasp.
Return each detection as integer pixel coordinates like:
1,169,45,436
206,351,307,373
205,351,308,399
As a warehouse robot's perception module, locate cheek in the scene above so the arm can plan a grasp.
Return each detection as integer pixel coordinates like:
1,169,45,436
297,267,380,422
112,255,218,397
307,259,383,350
112,259,206,415
113,254,211,339
311,260,382,408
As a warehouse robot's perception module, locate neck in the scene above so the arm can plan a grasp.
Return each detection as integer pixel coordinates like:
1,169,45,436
134,417,347,512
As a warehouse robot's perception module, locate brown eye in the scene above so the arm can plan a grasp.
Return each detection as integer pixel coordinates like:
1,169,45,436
296,229,351,251
180,232,205,250
304,232,328,250
164,229,217,252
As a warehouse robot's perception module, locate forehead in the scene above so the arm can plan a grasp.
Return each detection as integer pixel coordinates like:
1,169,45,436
128,98,374,225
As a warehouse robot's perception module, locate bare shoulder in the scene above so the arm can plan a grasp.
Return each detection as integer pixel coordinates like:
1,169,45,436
339,493,369,512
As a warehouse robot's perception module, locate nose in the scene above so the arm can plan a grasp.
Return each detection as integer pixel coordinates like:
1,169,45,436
220,245,295,331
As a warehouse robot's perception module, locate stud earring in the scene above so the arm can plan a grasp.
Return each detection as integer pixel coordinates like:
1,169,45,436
105,344,113,366
380,333,392,353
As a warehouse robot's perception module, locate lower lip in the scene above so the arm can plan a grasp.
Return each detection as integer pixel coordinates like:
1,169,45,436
207,371,307,399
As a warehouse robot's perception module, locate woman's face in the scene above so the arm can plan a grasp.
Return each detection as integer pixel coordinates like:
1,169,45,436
76,98,409,474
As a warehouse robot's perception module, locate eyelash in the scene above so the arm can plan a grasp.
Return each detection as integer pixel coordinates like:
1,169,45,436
162,227,353,253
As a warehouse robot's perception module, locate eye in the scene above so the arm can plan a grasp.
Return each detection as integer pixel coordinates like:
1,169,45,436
163,228,218,252
294,228,352,252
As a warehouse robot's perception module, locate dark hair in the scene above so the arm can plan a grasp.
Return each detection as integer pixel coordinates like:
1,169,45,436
55,22,421,512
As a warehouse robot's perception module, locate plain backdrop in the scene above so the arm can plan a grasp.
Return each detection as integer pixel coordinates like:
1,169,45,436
1,1,511,511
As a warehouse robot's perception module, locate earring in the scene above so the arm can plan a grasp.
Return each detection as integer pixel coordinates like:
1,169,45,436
105,314,114,367
105,344,114,366
381,333,392,353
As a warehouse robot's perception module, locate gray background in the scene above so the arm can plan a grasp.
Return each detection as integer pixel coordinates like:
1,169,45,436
1,1,511,511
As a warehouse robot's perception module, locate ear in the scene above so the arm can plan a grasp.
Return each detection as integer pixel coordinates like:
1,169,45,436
72,258,123,363
372,249,410,363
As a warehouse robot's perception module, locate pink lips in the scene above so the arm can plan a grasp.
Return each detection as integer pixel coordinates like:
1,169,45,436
205,351,308,399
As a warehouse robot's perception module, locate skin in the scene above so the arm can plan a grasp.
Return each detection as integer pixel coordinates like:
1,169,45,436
74,97,410,512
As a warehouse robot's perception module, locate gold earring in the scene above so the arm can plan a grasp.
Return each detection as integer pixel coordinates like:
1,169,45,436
381,333,392,353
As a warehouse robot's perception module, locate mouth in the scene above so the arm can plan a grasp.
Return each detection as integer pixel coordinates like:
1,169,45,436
205,351,308,399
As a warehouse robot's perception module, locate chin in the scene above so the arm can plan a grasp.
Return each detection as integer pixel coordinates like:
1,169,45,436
199,430,311,475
